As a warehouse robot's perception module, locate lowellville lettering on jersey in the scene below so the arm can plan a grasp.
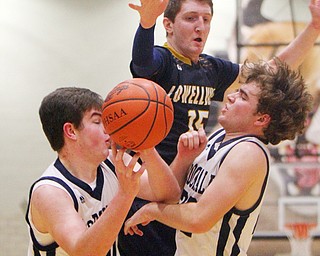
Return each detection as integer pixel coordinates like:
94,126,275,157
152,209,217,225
168,85,215,105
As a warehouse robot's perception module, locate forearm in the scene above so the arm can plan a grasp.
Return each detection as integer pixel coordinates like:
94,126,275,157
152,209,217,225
75,191,135,255
275,23,320,70
131,25,162,76
143,202,208,234
170,154,193,189
139,148,181,202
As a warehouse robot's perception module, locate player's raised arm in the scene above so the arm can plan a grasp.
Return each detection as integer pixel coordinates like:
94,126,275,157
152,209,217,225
129,0,167,78
171,128,207,189
271,0,320,70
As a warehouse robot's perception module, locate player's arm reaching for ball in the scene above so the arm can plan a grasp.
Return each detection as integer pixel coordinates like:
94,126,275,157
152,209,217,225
137,147,181,203
170,128,207,189
112,144,181,204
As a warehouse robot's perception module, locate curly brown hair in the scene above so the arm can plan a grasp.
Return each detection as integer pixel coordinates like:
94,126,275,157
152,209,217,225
164,0,213,22
241,58,313,145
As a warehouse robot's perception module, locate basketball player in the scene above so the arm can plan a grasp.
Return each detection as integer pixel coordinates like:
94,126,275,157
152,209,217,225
124,58,313,255
119,0,320,255
25,87,180,256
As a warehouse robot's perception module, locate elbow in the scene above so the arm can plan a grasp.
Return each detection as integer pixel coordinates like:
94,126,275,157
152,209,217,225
162,185,182,204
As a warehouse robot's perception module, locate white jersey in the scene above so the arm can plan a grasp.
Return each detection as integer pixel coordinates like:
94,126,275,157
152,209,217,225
175,128,270,256
26,158,119,256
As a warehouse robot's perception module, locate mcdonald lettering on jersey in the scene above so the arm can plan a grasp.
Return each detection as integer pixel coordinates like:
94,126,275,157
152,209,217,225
87,205,108,227
186,163,215,194
168,85,215,105
104,108,127,125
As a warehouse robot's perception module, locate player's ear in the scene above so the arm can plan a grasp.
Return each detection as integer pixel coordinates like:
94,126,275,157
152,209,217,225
63,122,77,140
255,114,271,127
163,17,173,34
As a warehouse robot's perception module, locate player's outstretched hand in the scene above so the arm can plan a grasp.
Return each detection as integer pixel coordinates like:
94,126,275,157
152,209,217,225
177,127,207,160
310,0,320,29
129,0,169,29
111,141,145,197
124,202,156,236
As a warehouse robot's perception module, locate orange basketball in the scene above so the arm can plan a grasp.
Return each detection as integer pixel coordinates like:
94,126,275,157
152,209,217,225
102,78,174,150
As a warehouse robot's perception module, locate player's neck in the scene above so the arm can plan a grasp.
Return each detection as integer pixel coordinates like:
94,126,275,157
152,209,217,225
165,41,200,64
223,131,260,142
58,153,98,183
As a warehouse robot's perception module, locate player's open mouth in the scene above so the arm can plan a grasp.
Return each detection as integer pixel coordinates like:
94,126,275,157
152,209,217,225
195,38,202,42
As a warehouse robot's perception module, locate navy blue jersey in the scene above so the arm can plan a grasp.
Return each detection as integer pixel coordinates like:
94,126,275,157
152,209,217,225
131,44,239,164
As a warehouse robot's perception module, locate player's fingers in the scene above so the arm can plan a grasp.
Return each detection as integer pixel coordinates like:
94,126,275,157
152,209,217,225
179,133,189,147
129,152,141,167
124,223,135,236
111,140,117,158
186,132,195,148
191,130,202,149
141,220,151,226
198,127,207,144
133,162,146,179
124,153,141,177
115,147,126,162
126,225,143,236
133,225,143,236
128,3,141,11
125,227,133,236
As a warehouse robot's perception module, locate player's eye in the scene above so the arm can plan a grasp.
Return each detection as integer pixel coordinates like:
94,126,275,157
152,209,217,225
186,16,196,21
93,118,102,124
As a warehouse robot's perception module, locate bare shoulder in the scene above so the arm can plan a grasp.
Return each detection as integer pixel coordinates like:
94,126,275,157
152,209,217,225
233,140,267,158
223,141,268,178
31,184,75,233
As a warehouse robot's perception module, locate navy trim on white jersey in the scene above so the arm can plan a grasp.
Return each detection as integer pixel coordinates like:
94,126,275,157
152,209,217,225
26,158,120,256
104,158,116,176
54,158,104,200
25,176,78,254
175,128,270,255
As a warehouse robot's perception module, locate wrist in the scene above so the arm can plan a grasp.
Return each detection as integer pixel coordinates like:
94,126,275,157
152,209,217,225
309,21,320,31
117,186,138,201
140,21,156,30
144,202,159,221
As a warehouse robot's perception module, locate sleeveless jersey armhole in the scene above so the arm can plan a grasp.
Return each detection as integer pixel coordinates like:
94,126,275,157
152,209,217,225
25,176,79,253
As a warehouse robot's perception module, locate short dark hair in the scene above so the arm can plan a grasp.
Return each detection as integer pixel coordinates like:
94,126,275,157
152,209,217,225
241,58,313,145
39,87,103,151
164,0,213,22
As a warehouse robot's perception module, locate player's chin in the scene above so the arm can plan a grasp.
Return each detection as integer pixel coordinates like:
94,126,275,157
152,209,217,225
217,115,226,124
192,41,204,51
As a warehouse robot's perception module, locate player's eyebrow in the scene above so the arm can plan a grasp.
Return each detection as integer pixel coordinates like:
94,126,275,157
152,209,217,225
239,88,249,99
90,111,102,118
